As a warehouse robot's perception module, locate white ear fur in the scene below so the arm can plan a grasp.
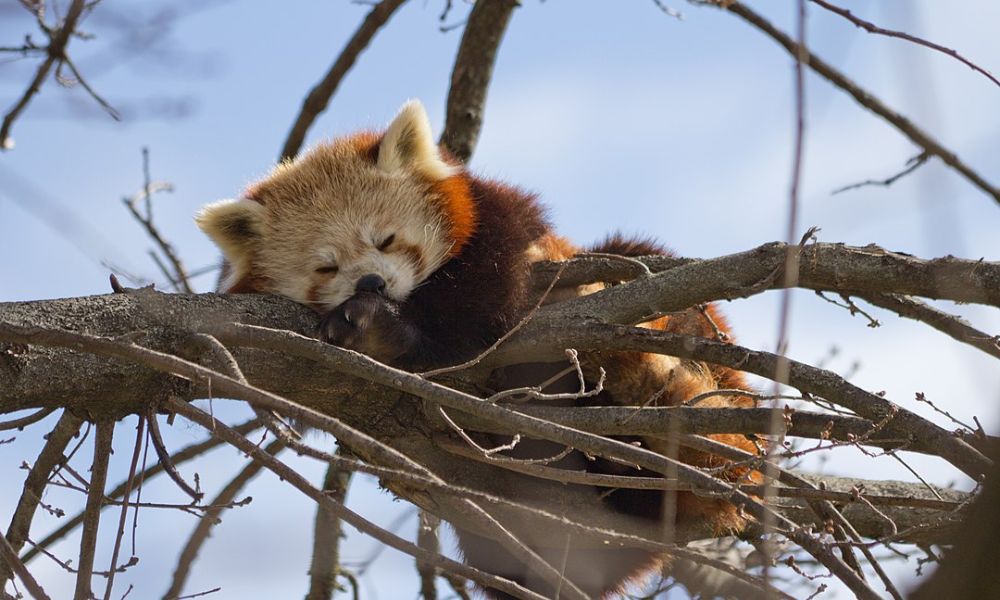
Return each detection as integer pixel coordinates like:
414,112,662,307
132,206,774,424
378,100,457,181
195,198,265,284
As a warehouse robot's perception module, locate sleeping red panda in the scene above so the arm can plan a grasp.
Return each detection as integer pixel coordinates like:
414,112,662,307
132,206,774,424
197,100,759,599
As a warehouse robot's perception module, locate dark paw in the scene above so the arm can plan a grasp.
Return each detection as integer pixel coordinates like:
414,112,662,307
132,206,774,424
319,293,410,362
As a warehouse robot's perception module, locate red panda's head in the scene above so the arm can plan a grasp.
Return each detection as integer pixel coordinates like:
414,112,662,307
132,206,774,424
196,100,475,310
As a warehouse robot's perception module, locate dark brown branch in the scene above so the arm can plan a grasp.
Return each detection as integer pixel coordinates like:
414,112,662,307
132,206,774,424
0,534,50,600
163,438,284,600
0,407,54,431
860,293,1000,361
0,0,86,150
278,0,407,161
416,512,440,600
910,445,1000,599
305,454,353,600
21,419,261,565
719,2,1000,207
1,412,80,589
809,0,1000,89
439,0,520,162
145,405,203,502
74,419,113,600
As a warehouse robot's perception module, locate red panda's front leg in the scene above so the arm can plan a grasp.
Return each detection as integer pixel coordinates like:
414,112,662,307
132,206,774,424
319,291,425,365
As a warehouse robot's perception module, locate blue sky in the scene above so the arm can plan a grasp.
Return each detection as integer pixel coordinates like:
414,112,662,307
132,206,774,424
1,1,998,598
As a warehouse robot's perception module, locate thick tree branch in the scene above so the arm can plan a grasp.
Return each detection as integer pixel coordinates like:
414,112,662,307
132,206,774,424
439,0,520,162
859,293,1000,361
0,534,50,600
487,322,991,479
1,412,82,588
0,242,991,596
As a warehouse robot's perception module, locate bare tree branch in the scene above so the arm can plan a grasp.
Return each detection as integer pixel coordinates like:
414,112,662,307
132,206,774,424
415,511,440,600
1,412,81,589
305,453,353,600
278,0,408,162
20,419,261,565
166,399,551,600
1,0,88,150
715,1,1000,207
163,438,284,600
0,408,55,431
0,533,51,600
832,152,930,195
439,0,520,162
122,148,191,293
74,419,113,600
859,293,1000,361
487,321,991,479
809,0,1000,89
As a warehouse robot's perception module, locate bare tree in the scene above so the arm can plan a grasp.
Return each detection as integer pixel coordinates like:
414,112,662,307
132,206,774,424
1,1,997,599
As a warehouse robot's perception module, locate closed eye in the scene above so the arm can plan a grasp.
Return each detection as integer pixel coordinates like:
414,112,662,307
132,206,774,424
315,264,339,275
377,234,395,251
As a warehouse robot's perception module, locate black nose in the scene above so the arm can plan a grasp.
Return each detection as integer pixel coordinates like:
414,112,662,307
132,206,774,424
355,274,387,295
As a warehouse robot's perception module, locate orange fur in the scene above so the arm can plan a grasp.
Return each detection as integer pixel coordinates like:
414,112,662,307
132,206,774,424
431,175,477,255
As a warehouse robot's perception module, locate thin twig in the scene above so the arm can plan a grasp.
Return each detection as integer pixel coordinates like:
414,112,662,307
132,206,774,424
145,405,203,502
60,54,120,120
809,0,1000,89
121,148,191,293
102,415,145,600
21,419,261,564
0,0,87,149
832,152,930,195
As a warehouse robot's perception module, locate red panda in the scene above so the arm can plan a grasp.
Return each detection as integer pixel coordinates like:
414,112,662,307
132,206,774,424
197,100,759,599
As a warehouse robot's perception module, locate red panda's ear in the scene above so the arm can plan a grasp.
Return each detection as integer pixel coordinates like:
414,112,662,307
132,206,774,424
378,100,456,181
195,198,264,284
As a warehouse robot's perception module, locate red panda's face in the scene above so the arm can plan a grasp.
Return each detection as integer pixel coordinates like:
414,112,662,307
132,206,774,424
197,100,476,311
